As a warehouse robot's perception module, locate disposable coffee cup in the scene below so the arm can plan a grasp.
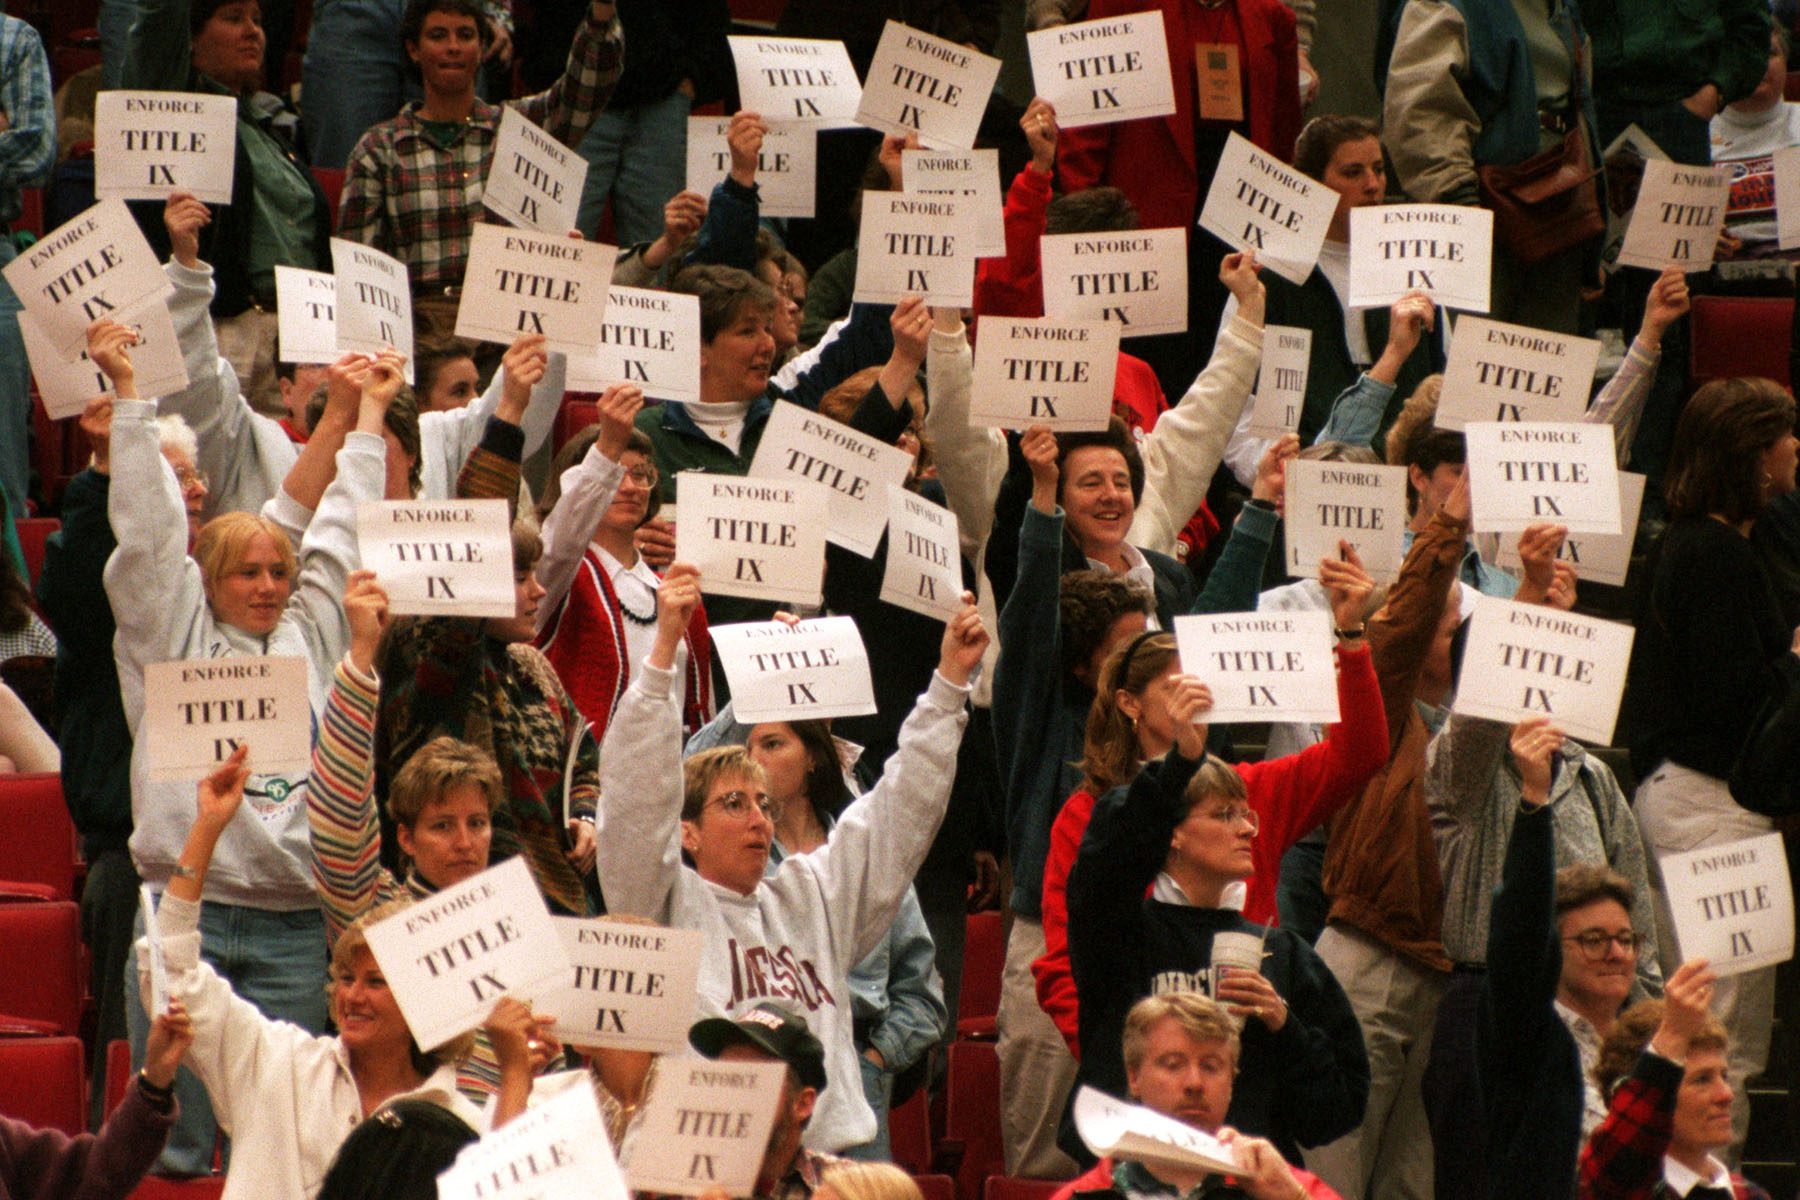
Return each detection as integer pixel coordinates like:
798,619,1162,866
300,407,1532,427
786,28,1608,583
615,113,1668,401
1209,931,1265,993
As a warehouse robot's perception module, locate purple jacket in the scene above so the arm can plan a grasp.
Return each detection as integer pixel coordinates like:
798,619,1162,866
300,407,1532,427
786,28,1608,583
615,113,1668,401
0,1083,175,1200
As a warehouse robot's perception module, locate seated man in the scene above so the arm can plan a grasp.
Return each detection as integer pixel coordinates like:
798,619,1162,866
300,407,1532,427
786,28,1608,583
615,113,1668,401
598,567,985,1152
688,1004,842,1199
1052,992,1339,1200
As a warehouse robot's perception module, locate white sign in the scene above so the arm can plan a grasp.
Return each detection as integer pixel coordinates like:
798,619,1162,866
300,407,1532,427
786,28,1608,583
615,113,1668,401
686,118,816,220
1348,204,1493,313
1616,160,1731,272
455,223,615,355
1495,470,1646,588
363,857,571,1052
1660,833,1795,978
1451,596,1635,743
624,1059,787,1197
881,485,962,620
542,920,704,1053
709,617,878,724
968,316,1120,432
1464,421,1622,535
438,1074,629,1200
483,107,587,235
94,91,237,204
728,36,863,126
1775,146,1800,251
357,499,515,618
567,286,702,403
1041,227,1188,337
1172,609,1340,725
1197,132,1338,286
1026,12,1177,129
674,474,830,607
20,294,188,420
331,238,414,380
274,266,338,366
4,198,172,357
1244,325,1311,437
140,884,169,1016
853,192,978,306
1072,1087,1237,1177
747,400,914,557
856,20,1000,150
1437,317,1599,430
903,148,1004,257
1284,460,1409,583
139,655,312,781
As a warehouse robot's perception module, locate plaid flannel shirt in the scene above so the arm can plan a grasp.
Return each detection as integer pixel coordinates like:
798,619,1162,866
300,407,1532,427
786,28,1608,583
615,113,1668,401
336,6,622,291
0,14,54,225
1578,1052,1770,1200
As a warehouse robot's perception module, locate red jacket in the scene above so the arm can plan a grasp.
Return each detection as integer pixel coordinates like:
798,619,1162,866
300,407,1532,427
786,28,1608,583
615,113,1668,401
1056,0,1302,231
1032,644,1389,1052
1051,1155,1342,1200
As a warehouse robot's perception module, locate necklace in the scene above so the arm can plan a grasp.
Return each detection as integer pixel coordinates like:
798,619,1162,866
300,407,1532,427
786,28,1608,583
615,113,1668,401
616,585,658,626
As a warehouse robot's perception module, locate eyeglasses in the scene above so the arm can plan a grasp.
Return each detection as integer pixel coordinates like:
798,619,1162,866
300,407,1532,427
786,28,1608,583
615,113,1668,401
1196,804,1259,832
624,464,660,489
174,465,209,490
1563,931,1642,960
705,790,780,824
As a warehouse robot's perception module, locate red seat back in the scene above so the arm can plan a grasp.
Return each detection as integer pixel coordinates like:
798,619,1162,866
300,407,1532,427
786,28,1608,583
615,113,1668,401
0,774,76,901
1689,295,1793,390
105,1038,132,1119
985,1178,1065,1200
0,1036,85,1135
15,517,59,591
957,910,1003,1038
890,1085,934,1175
312,166,346,230
0,902,83,1034
945,1040,1004,1200
913,1175,957,1200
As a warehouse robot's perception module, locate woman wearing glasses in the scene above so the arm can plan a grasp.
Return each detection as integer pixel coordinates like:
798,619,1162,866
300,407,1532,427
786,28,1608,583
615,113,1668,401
1062,636,1380,1160
534,383,713,742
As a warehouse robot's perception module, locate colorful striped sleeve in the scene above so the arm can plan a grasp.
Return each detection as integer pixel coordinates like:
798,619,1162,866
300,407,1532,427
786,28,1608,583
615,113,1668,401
308,656,400,945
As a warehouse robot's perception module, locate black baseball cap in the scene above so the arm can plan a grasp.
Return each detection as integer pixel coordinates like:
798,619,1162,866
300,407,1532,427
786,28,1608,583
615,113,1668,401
689,1003,828,1092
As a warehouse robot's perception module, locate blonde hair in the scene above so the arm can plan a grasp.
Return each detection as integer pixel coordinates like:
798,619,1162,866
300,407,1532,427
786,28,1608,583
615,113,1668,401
681,747,768,822
819,1163,924,1200
387,737,503,827
1382,374,1446,469
1122,991,1240,1074
193,511,297,596
330,897,476,1065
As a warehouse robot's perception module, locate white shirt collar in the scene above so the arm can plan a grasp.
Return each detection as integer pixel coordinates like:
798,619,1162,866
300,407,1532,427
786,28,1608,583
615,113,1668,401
1663,1152,1733,1197
1151,873,1247,911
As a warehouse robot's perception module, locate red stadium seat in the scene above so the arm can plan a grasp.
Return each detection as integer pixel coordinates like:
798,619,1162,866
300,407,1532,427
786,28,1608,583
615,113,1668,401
985,1178,1065,1200
943,1040,1004,1200
0,902,83,1035
0,1036,85,1135
1689,295,1793,390
0,773,77,901
553,397,600,457
957,910,1003,1039
129,1179,226,1200
890,1085,934,1175
312,166,346,229
15,517,59,591
913,1175,957,1200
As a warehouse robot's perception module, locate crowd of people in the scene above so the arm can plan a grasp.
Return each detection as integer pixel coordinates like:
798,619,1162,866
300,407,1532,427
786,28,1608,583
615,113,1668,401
0,1,1798,1200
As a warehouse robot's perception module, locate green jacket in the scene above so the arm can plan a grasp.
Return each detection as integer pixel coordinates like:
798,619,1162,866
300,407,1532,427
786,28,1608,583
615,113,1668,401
1582,0,1770,108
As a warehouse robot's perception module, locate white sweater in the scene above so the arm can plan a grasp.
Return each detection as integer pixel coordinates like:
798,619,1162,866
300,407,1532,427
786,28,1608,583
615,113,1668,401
105,399,381,909
597,661,971,1151
142,894,482,1200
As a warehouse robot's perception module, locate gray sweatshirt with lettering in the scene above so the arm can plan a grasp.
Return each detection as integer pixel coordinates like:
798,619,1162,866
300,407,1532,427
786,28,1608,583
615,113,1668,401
598,660,970,1152
105,398,381,909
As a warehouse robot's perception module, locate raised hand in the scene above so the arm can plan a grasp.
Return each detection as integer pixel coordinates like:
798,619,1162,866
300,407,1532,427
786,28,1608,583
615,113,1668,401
595,383,645,460
1508,715,1564,806
938,593,989,686
196,743,250,832
500,333,548,424
652,563,703,669
1513,523,1568,603
889,295,931,373
81,395,116,475
343,570,390,676
363,347,408,409
1652,958,1717,1063
1218,250,1263,303
1641,267,1691,348
1165,674,1214,759
1022,424,1060,515
726,110,769,187
1022,97,1058,173
878,130,919,189
1251,433,1299,509
1215,969,1288,1033
142,1000,195,1085
163,192,211,269
86,320,139,398
1320,542,1375,633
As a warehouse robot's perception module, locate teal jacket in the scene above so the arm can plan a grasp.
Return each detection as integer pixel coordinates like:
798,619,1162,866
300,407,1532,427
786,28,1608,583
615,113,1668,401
1583,0,1772,108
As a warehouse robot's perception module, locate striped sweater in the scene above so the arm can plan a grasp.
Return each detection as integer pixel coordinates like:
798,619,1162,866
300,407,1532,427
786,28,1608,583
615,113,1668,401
305,654,509,1102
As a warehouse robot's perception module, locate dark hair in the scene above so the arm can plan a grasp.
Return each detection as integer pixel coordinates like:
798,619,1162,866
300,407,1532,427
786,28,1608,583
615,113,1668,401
1058,569,1154,681
1555,862,1634,919
1293,115,1382,181
414,339,476,405
317,1100,477,1200
760,719,853,826
1664,378,1796,523
1056,417,1146,506
400,0,491,74
670,264,778,344
0,536,30,636
1045,187,1138,236
535,424,661,525
1592,999,1728,1101
190,0,254,37
305,388,424,496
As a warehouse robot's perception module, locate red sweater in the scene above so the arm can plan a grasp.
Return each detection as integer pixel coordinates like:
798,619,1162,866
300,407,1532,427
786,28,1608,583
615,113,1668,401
1051,1155,1341,1200
1033,644,1388,1052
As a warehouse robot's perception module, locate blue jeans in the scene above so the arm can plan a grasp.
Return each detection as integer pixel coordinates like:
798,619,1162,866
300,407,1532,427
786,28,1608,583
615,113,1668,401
301,0,417,170
98,0,138,89
574,89,691,246
842,1053,894,1162
0,240,29,520
126,899,329,1175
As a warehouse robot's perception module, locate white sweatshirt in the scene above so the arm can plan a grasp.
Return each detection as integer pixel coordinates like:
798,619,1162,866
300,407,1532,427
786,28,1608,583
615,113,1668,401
158,258,567,513
142,893,481,1200
105,399,381,909
597,661,971,1151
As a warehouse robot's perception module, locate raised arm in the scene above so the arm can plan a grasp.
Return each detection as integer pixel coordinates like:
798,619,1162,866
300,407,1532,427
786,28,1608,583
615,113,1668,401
1367,473,1470,746
420,333,567,499
687,113,764,271
1586,269,1688,464
1315,291,1436,452
924,310,1006,560
1485,721,1563,1023
991,427,1066,810
534,385,641,637
594,563,701,919
973,100,1057,318
1128,253,1266,557
513,0,624,146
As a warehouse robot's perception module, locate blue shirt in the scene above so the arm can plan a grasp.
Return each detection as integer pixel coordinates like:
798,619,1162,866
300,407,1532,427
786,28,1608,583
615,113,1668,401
0,14,54,223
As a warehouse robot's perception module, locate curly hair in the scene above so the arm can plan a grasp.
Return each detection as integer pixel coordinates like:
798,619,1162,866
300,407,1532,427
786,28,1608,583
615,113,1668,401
1058,569,1155,681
